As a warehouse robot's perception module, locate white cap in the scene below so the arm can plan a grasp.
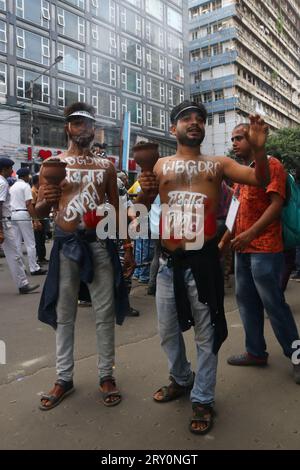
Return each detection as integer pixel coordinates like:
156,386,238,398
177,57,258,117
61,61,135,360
66,110,96,121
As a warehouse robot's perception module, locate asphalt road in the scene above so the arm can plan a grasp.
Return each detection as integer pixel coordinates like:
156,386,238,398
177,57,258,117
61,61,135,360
0,250,300,450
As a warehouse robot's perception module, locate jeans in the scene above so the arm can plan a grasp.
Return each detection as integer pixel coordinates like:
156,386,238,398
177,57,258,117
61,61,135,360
56,240,115,382
156,260,218,405
235,252,299,358
133,239,154,282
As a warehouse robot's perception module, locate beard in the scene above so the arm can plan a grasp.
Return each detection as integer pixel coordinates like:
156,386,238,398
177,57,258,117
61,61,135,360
176,129,205,147
70,132,94,149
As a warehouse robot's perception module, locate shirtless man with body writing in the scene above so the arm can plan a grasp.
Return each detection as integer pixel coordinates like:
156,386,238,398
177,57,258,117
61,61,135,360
138,100,270,434
36,102,135,410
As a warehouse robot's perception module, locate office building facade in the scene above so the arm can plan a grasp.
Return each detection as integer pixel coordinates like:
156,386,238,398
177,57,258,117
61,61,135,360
189,0,300,155
0,0,188,165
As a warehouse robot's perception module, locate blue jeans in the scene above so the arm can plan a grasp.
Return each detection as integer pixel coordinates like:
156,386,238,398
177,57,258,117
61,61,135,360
133,239,154,282
235,252,299,358
156,260,218,405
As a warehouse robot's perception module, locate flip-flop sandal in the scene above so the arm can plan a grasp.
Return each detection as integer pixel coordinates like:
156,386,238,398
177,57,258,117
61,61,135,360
39,380,74,411
99,377,122,407
153,374,194,403
189,403,214,435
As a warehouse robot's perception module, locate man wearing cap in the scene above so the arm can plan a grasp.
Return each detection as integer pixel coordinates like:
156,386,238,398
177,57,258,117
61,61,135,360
10,167,47,276
137,100,270,435
0,157,39,294
35,102,135,411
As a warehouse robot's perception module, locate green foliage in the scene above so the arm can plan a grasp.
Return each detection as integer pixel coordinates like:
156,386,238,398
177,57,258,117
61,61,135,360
276,16,283,34
266,127,300,171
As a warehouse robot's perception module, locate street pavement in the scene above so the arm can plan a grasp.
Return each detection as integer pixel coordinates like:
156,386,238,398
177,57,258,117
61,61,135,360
0,250,300,450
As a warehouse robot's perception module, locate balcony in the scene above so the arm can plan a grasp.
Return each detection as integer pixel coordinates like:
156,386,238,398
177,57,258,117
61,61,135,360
189,4,236,28
195,96,238,114
190,50,237,71
189,27,237,50
190,74,235,94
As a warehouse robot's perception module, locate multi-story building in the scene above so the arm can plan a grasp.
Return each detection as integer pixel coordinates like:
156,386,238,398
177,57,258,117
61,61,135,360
0,0,188,167
189,0,300,155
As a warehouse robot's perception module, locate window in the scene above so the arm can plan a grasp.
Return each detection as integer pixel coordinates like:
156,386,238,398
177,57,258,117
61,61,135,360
120,7,142,38
121,38,142,66
0,20,7,53
207,113,213,125
0,63,7,96
121,67,141,95
0,0,5,10
203,91,212,103
145,0,163,21
16,29,50,66
147,105,165,130
125,0,141,7
122,98,142,125
167,33,183,59
57,80,85,107
17,68,49,104
167,7,182,32
21,114,66,147
92,89,117,119
58,44,85,77
91,56,116,87
146,49,165,76
90,0,115,25
146,76,165,103
91,24,116,56
167,59,184,83
214,89,224,101
63,0,84,8
194,71,202,83
212,43,222,56
57,8,85,43
145,21,164,49
219,111,225,123
16,0,50,28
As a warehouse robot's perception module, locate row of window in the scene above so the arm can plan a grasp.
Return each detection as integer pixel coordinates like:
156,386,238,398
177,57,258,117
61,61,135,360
190,41,234,61
0,21,183,66
0,63,184,129
7,0,183,35
190,0,222,19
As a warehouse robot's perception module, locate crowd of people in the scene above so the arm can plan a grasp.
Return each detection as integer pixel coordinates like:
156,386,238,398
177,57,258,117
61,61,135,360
0,99,299,436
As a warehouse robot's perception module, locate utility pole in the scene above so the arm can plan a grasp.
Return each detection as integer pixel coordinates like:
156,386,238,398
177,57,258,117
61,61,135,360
29,55,63,161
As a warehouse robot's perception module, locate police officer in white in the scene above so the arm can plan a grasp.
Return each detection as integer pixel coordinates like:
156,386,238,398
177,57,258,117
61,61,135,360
10,167,47,276
0,157,39,294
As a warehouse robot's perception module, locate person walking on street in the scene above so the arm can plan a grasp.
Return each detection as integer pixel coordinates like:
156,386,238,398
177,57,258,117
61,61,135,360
10,167,47,276
0,157,39,294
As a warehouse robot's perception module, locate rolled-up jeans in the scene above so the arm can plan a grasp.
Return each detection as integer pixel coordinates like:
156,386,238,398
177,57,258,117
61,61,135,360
56,240,115,382
156,260,218,405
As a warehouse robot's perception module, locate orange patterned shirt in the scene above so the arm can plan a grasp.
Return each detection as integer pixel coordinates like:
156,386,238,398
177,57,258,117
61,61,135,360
234,157,286,253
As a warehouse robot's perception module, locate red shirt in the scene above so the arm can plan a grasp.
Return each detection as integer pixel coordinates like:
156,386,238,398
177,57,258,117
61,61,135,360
234,157,286,253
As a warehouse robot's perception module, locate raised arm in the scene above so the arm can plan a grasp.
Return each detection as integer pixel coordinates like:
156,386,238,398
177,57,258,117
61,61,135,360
222,115,270,187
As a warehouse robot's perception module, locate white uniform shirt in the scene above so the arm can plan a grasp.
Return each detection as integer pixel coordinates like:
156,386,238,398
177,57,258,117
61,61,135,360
10,179,32,211
0,175,11,218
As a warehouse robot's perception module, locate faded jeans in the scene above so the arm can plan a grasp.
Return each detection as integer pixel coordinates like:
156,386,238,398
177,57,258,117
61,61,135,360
156,260,218,405
235,252,299,358
56,240,115,383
